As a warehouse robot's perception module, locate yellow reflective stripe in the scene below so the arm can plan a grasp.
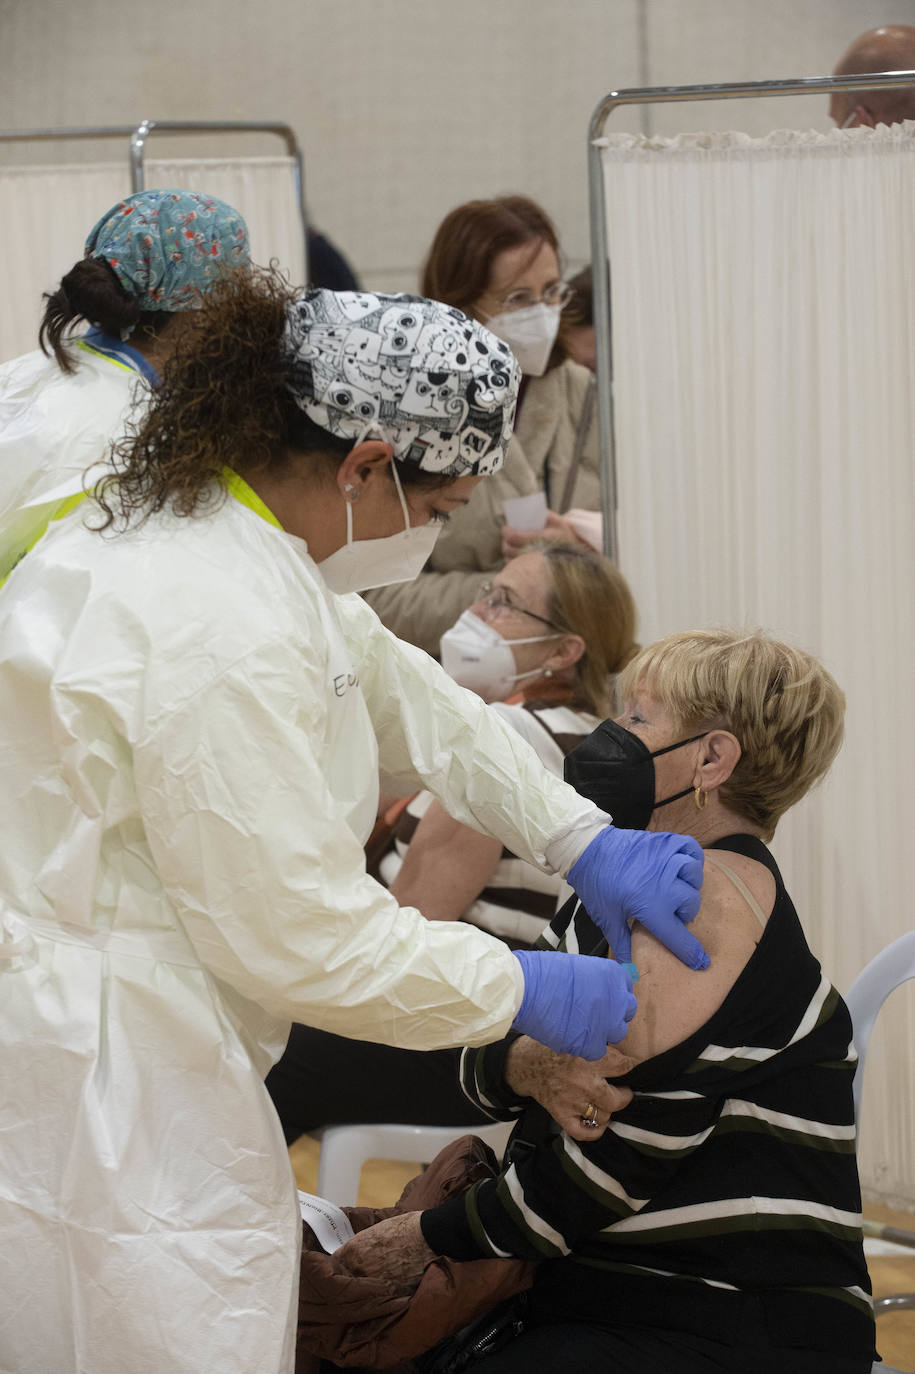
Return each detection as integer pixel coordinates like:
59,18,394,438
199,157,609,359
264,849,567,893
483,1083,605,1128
221,467,283,529
75,338,136,375
0,491,89,589
51,491,87,522
3,471,281,592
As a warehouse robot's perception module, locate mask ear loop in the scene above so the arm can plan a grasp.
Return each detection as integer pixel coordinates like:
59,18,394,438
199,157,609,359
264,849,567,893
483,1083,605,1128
650,731,712,813
505,632,563,647
341,420,382,547
505,630,565,694
388,456,412,537
649,730,709,759
349,419,412,539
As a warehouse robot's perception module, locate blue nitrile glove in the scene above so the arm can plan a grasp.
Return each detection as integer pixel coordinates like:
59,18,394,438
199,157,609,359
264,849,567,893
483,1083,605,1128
511,950,637,1058
567,827,709,970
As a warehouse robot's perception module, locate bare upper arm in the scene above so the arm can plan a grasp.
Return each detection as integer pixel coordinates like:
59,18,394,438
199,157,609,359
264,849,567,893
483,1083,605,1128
616,850,776,1063
388,800,504,922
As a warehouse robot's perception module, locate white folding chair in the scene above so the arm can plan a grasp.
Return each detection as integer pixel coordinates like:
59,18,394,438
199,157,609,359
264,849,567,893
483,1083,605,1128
845,931,915,1369
312,1119,513,1206
846,931,915,1128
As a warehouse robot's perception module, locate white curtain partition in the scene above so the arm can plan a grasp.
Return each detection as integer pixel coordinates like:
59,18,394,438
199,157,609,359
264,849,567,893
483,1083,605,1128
599,122,915,1208
1,155,306,363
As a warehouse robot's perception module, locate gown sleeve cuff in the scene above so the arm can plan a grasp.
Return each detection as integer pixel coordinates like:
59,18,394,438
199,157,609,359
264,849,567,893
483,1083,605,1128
544,814,611,878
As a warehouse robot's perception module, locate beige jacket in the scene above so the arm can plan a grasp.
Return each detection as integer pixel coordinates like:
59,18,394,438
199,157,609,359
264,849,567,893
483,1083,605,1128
365,359,599,654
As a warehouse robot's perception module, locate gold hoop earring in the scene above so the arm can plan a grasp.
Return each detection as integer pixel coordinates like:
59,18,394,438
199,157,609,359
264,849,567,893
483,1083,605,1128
694,786,707,811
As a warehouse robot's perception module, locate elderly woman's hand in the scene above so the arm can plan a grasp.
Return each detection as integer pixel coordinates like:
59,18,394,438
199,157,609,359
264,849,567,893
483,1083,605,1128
504,1035,633,1141
337,1211,435,1294
501,510,591,561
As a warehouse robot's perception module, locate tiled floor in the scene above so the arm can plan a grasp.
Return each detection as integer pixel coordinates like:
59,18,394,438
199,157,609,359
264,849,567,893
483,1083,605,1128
290,1135,915,1370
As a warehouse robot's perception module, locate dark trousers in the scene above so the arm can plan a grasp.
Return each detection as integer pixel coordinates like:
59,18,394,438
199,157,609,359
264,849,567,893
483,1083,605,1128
469,1320,874,1372
266,1022,491,1143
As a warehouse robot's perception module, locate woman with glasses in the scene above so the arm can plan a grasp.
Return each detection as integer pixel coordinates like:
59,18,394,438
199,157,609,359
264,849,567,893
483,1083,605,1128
365,195,601,656
266,541,639,1140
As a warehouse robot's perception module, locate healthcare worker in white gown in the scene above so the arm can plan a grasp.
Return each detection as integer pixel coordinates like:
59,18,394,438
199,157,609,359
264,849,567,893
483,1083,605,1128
0,274,707,1374
0,188,250,584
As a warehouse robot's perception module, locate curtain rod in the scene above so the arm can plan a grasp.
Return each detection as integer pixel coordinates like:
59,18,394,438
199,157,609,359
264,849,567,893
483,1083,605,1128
587,70,915,561
0,119,309,282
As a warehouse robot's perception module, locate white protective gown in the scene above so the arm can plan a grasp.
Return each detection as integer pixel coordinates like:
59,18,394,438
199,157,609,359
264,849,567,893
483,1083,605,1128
0,478,604,1374
0,331,156,581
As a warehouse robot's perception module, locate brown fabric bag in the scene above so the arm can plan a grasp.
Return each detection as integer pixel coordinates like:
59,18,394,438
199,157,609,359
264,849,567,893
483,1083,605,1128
295,1134,536,1373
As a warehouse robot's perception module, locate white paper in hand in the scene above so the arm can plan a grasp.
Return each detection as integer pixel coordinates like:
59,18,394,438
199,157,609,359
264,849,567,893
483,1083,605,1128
297,1190,356,1253
502,491,548,532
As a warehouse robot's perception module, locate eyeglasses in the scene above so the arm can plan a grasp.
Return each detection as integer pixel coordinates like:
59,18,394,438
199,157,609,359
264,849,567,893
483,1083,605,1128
476,579,567,632
490,281,574,315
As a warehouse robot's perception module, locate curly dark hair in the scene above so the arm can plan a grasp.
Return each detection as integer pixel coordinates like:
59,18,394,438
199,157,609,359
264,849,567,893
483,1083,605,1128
94,267,451,531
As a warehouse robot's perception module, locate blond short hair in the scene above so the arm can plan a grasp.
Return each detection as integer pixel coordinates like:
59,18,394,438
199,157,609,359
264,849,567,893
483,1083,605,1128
617,629,845,840
536,542,639,717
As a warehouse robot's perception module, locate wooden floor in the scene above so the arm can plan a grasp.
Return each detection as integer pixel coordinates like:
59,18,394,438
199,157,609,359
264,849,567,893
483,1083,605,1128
290,1135,915,1370
861,1200,915,1370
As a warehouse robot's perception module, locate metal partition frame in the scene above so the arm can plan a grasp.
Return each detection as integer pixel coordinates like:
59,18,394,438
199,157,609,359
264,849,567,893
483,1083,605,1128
587,70,915,561
0,119,309,280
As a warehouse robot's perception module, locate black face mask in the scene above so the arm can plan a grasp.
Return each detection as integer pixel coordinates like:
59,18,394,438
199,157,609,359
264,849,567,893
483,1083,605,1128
564,718,708,830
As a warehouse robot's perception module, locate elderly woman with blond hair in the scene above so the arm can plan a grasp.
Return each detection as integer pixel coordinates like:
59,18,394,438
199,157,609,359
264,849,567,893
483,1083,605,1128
341,629,877,1374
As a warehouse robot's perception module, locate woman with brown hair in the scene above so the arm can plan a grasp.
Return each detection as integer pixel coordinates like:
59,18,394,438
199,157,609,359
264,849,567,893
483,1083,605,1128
366,195,601,655
0,268,705,1374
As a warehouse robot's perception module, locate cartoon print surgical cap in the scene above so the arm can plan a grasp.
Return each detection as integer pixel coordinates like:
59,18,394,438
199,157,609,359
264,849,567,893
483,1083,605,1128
84,189,250,312
282,289,521,477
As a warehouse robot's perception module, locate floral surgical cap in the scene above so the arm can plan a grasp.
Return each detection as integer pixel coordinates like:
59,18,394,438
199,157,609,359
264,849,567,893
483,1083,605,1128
282,289,521,477
84,189,250,312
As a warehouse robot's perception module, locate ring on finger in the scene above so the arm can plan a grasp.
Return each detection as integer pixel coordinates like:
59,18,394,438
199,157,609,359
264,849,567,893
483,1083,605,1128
580,1102,600,1128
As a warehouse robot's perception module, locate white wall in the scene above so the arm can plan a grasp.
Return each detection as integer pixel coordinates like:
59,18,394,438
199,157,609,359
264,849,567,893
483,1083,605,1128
2,0,912,292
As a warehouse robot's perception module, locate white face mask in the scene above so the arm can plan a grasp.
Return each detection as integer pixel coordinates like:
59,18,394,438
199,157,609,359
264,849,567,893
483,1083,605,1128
318,461,442,595
484,302,561,377
440,610,559,702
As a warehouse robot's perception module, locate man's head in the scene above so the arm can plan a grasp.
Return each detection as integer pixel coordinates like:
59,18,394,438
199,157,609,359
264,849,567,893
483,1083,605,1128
830,25,915,128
